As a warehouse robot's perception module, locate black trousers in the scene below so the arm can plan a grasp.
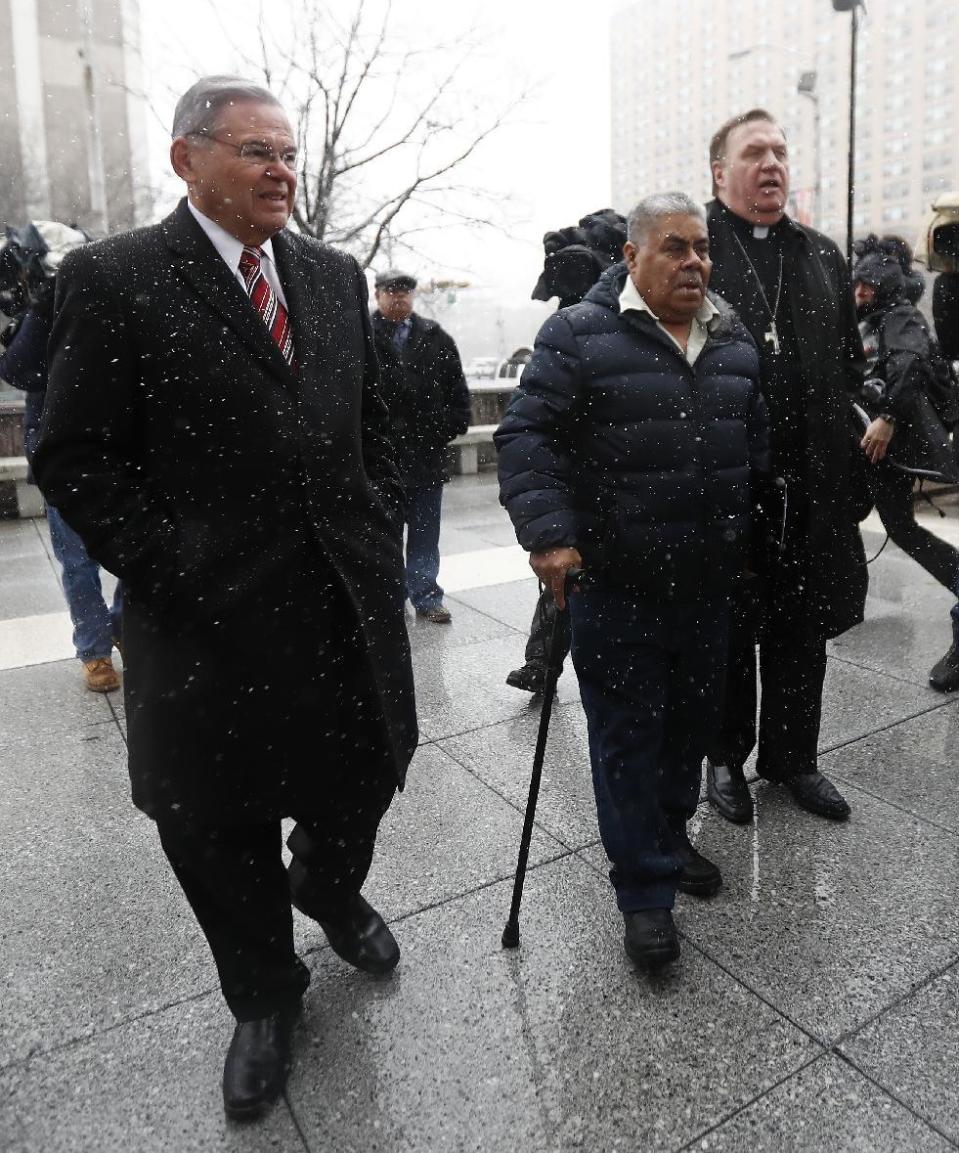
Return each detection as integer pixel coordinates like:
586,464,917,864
706,559,828,780
875,467,959,594
157,774,395,1022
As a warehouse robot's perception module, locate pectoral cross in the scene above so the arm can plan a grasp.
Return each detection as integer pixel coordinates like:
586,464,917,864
764,322,781,355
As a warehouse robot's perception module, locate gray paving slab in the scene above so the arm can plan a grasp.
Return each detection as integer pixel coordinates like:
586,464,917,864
299,743,567,940
0,520,48,562
406,598,515,658
0,659,114,740
0,555,66,620
449,576,541,634
619,784,959,1044
840,965,959,1145
413,632,581,742
688,1053,953,1152
0,725,215,1066
289,855,816,1153
436,524,503,555
4,995,306,1153
822,699,959,834
830,549,957,688
818,655,938,753
439,702,598,850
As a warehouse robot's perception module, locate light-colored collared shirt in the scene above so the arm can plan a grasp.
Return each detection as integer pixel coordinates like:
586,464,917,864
618,274,719,365
187,200,289,310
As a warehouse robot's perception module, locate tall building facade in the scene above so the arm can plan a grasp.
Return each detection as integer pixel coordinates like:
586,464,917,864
610,0,958,251
0,0,151,235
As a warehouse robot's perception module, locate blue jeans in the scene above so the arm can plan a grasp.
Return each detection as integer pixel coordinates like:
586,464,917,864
570,589,729,912
47,505,123,662
405,484,445,611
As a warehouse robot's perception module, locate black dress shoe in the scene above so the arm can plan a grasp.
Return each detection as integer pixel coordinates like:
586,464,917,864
676,837,722,897
292,883,400,975
784,771,851,821
929,642,959,692
623,909,680,970
706,760,754,824
505,663,547,693
222,1005,299,1122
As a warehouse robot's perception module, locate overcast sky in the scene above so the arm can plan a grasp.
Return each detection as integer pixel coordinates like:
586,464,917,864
141,0,616,303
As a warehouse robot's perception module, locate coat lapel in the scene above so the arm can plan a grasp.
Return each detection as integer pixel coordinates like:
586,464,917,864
272,230,332,382
161,200,297,389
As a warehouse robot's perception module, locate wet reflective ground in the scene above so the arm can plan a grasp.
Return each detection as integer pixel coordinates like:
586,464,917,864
2,478,959,1151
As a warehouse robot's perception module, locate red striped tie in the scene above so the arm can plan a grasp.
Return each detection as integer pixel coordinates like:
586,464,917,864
238,246,296,368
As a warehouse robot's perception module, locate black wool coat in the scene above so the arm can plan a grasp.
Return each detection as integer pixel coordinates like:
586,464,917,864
495,264,771,601
33,200,418,824
706,201,868,637
371,312,471,488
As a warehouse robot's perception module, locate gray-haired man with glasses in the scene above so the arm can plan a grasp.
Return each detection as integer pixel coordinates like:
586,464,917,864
33,75,417,1122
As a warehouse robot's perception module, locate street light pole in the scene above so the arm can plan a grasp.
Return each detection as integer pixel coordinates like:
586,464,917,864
831,0,864,263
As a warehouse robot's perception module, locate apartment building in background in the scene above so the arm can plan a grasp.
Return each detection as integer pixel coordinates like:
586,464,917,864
0,0,151,236
610,0,958,253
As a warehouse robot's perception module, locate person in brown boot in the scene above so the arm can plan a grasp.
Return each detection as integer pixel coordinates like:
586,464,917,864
82,656,120,693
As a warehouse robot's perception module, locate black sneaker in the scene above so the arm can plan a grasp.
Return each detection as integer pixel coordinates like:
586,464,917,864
929,642,959,692
506,663,547,694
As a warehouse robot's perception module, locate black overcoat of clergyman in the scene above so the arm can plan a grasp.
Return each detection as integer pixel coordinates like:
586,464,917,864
33,200,418,823
706,201,868,638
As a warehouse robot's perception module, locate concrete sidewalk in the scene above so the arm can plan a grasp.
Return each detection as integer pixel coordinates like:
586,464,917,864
2,474,959,1152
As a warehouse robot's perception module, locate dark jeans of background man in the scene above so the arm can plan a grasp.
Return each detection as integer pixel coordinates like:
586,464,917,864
157,771,396,1022
875,465,959,638
707,560,828,781
47,504,123,660
405,483,445,611
570,588,729,912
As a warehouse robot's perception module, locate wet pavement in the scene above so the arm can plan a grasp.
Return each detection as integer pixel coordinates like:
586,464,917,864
2,474,959,1151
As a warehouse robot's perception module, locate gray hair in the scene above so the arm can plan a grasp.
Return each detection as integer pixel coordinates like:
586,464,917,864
171,76,282,138
626,192,707,246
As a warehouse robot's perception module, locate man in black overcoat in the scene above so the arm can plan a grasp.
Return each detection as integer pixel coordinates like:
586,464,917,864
32,76,418,1121
703,108,868,825
371,270,471,623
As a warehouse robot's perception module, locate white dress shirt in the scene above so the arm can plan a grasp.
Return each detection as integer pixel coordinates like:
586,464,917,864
187,200,289,310
618,274,719,366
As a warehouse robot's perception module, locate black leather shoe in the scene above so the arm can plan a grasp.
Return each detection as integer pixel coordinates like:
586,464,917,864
784,771,851,821
929,642,959,692
676,837,722,897
291,881,400,975
222,1005,299,1122
623,909,680,970
706,760,754,824
506,663,547,693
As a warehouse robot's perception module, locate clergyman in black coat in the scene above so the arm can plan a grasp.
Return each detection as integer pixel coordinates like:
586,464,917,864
703,108,867,826
371,270,471,624
32,77,418,1122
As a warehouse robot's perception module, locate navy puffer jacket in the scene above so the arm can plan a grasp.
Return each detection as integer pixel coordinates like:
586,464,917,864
495,263,771,601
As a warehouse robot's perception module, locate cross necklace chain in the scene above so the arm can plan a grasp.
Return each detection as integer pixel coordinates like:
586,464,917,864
730,231,784,355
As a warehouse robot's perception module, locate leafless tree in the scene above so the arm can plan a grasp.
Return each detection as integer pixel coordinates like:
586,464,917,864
205,0,527,268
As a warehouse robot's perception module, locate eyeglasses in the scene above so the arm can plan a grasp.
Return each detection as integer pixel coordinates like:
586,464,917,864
190,133,298,168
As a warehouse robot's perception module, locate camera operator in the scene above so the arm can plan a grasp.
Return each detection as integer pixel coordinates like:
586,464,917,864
853,234,959,691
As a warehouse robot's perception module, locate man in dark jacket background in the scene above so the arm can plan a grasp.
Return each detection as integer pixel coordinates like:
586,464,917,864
372,270,471,624
496,192,770,970
704,108,868,826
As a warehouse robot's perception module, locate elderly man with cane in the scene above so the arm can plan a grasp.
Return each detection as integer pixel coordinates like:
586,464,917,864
496,192,771,970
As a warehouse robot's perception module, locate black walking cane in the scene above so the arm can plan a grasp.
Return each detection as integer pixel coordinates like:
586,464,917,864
502,566,585,949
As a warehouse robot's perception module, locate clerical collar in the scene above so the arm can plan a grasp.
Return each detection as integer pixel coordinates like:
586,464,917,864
720,200,788,243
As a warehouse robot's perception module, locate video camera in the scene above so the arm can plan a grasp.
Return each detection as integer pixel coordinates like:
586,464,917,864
915,191,959,359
